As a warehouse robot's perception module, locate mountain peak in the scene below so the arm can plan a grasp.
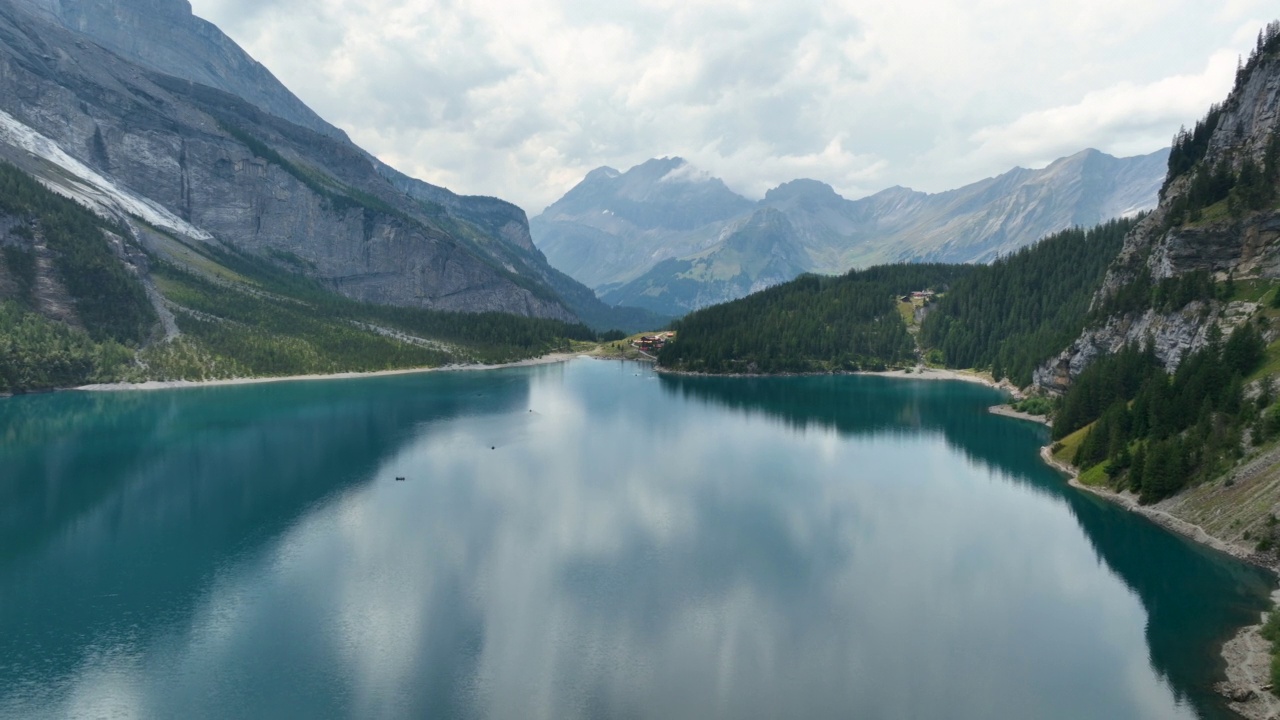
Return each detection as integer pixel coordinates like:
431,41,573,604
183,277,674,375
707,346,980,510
627,156,691,183
1046,148,1109,169
764,178,840,204
584,166,621,182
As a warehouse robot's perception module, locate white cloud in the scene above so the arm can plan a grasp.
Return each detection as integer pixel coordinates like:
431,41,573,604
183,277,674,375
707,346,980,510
659,163,712,185
189,0,1268,212
965,49,1241,171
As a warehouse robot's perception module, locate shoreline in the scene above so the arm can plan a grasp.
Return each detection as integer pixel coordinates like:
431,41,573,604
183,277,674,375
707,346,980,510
656,364,1025,397
858,366,1017,394
988,404,1051,426
1040,446,1260,563
74,351,582,393
1038,444,1279,719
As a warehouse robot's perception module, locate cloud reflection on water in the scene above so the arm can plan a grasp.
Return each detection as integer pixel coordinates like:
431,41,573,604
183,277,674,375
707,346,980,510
0,360,1268,719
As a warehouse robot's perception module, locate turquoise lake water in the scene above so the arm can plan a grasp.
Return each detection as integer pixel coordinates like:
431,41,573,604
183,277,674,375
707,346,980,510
0,358,1273,719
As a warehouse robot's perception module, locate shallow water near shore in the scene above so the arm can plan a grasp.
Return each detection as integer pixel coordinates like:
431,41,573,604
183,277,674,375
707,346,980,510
0,358,1273,719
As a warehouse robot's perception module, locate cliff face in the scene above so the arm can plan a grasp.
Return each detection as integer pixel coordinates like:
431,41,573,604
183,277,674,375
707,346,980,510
1034,301,1261,393
1036,53,1280,392
0,0,582,321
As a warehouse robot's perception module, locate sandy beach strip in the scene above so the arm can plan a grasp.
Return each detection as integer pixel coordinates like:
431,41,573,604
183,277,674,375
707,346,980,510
75,352,583,392
857,366,999,387
988,404,1051,425
856,366,1035,396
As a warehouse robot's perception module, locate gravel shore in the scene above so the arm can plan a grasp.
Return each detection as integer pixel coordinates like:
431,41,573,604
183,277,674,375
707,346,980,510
76,352,582,392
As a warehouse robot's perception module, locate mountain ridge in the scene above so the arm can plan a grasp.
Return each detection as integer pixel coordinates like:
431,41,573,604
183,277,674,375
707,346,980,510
533,147,1169,317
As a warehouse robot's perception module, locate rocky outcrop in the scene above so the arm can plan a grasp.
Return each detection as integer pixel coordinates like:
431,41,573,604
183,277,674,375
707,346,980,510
0,0,582,321
1034,301,1260,393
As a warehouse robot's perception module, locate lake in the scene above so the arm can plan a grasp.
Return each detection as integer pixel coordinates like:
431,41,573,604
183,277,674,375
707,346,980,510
0,358,1272,719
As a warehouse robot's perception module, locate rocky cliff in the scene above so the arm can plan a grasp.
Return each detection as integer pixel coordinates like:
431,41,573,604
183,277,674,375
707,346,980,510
1036,46,1280,392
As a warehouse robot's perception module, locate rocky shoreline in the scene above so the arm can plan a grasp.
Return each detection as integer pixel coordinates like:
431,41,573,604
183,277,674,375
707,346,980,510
1040,447,1266,564
1038,445,1280,719
73,352,582,393
656,363,1024,394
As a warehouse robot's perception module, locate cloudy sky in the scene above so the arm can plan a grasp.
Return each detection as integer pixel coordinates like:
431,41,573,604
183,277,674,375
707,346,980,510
188,0,1272,214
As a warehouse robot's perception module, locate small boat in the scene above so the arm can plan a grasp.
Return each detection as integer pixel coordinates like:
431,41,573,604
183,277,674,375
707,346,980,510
395,476,406,482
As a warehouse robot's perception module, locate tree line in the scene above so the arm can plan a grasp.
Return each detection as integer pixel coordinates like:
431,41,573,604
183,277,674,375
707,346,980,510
658,217,1145,378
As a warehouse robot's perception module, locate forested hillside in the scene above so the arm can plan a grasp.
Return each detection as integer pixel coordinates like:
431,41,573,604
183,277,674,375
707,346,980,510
920,217,1139,386
1051,322,1267,503
1035,23,1280,517
0,164,156,345
657,264,969,373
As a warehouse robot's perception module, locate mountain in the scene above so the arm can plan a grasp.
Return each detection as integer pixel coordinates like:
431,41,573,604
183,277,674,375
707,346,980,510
532,149,1168,316
966,24,1280,562
9,0,341,140
602,207,811,312
1038,31,1280,393
0,155,604,394
530,157,754,292
0,0,664,331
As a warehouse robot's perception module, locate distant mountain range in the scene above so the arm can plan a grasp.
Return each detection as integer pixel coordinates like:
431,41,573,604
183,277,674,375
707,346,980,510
532,149,1169,316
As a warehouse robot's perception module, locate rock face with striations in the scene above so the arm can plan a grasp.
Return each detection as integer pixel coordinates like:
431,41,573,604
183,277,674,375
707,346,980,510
1033,301,1261,393
0,0,595,322
1035,50,1280,393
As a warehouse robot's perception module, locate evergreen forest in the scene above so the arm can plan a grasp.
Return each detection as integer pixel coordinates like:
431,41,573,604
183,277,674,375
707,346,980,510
657,264,970,373
1052,323,1267,504
920,217,1138,386
658,216,1140,379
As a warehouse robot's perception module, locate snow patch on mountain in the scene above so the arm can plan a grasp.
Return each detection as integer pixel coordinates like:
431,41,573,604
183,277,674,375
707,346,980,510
0,108,213,241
